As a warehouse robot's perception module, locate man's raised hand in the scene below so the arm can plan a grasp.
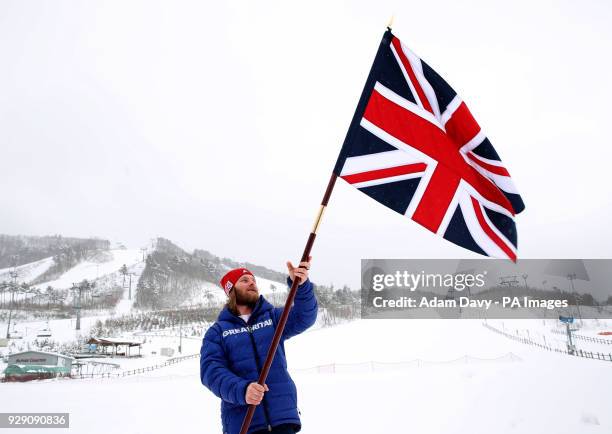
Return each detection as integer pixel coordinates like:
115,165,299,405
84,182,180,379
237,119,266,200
287,255,312,285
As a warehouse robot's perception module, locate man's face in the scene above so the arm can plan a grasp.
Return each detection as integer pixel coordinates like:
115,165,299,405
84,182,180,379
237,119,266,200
232,274,259,306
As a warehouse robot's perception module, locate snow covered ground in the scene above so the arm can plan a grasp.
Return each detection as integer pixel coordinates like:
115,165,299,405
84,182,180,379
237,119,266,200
2,315,108,350
1,317,611,433
0,310,204,358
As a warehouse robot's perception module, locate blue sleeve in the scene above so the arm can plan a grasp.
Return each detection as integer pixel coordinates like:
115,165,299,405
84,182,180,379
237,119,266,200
200,325,250,405
274,277,318,340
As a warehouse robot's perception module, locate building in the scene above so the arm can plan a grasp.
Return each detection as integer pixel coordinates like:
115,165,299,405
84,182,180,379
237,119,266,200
2,351,75,382
86,337,143,357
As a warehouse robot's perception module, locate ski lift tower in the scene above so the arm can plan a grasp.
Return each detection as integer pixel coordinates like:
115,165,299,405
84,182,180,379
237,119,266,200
544,260,589,328
5,269,21,339
127,272,137,300
444,285,455,301
567,273,584,327
559,315,576,354
71,280,95,331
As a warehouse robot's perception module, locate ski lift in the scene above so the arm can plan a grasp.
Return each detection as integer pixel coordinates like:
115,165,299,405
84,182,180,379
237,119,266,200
36,328,52,337
37,322,52,338
9,329,23,339
499,275,519,287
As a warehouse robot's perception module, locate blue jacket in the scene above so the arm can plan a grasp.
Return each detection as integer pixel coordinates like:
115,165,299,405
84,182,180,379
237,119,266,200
200,278,317,434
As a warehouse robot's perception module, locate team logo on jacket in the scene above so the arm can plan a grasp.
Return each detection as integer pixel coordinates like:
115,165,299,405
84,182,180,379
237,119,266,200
222,319,273,338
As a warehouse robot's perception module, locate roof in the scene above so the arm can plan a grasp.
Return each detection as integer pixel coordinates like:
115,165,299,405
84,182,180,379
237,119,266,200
87,337,143,346
8,350,75,361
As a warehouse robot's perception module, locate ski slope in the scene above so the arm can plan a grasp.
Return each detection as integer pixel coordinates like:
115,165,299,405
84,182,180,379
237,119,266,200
113,260,146,315
1,318,611,433
33,249,143,290
0,257,54,283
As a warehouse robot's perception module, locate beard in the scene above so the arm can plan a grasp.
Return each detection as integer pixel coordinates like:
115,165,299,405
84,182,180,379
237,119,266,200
235,287,259,307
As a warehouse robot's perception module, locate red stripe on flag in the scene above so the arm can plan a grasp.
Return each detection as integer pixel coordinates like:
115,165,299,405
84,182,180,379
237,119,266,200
363,90,515,215
341,163,427,184
445,102,481,149
411,165,460,233
471,196,516,262
391,38,433,114
467,153,510,177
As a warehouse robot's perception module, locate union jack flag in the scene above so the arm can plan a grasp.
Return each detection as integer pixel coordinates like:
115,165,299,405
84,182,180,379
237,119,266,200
334,30,525,260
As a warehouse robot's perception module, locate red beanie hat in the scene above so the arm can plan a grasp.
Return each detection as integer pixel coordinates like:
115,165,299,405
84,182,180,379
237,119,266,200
220,268,254,296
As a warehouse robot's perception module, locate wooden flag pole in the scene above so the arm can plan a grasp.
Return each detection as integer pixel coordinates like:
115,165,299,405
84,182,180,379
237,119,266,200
241,21,396,432
239,172,338,434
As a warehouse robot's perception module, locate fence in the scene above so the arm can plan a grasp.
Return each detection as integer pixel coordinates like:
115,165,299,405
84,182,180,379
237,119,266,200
550,329,612,345
292,353,522,374
71,353,199,379
135,331,201,340
483,323,612,363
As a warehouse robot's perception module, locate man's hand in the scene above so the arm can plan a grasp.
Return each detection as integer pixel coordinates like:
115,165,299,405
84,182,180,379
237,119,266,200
245,382,269,405
287,255,312,285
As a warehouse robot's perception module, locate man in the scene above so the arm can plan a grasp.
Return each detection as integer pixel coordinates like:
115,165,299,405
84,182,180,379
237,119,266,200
200,256,317,434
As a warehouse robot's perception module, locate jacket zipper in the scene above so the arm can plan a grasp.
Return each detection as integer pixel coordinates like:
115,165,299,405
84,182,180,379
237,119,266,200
245,319,273,432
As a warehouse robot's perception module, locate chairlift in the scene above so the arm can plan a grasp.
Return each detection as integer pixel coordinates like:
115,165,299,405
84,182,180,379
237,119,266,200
37,321,53,338
499,275,519,287
9,329,23,339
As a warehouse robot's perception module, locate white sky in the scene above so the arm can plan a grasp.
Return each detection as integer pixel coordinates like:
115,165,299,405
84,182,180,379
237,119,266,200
1,0,611,289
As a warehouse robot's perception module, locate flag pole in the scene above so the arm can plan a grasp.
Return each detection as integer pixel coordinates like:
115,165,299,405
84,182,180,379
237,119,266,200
239,172,338,434
240,25,394,432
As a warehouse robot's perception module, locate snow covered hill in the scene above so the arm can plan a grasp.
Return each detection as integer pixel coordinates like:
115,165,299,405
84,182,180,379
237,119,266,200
0,257,54,284
1,241,290,313
32,249,143,291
